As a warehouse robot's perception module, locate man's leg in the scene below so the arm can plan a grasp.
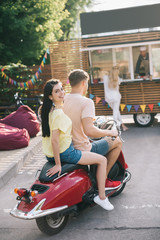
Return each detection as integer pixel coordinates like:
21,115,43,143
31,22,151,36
90,139,122,188
104,136,122,177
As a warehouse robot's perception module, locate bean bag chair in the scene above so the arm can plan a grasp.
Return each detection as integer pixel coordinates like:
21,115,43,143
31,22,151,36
0,123,30,150
0,105,40,137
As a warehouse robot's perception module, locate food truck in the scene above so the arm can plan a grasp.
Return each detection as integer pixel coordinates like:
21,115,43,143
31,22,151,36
49,4,160,126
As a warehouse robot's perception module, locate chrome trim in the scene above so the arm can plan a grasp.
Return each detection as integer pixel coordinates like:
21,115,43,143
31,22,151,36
10,198,68,220
53,173,67,182
122,170,131,184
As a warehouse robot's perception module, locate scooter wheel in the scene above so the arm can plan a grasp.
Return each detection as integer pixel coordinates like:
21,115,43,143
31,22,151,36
36,214,69,236
110,182,126,197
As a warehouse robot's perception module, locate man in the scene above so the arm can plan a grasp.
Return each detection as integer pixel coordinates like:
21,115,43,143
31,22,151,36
135,46,149,78
63,69,122,189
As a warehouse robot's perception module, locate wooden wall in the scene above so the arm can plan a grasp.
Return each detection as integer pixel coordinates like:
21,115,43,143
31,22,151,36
90,80,160,116
49,40,89,92
82,31,160,48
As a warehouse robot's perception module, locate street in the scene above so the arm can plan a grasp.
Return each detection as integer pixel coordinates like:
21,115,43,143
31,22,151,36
0,121,160,240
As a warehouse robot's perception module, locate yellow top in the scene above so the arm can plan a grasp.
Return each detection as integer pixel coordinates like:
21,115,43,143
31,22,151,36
42,109,72,158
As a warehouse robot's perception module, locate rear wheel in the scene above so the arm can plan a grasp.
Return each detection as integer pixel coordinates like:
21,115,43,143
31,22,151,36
36,214,69,236
133,113,154,127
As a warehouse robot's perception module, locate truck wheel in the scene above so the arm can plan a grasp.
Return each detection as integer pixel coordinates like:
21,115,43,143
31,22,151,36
36,214,69,236
133,113,154,127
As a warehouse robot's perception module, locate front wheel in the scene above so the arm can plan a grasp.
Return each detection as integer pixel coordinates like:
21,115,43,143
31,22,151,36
110,182,126,197
36,214,69,236
133,113,154,127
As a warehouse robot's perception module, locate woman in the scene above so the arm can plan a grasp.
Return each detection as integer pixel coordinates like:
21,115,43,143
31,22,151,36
41,79,115,211
103,66,128,131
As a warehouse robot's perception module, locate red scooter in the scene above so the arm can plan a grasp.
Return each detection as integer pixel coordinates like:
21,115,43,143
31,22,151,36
10,120,131,236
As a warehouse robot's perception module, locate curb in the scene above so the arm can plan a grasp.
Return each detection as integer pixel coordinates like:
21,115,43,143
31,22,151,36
0,134,42,189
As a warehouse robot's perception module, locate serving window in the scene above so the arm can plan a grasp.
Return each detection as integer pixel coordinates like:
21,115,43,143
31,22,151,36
115,47,131,79
88,42,160,83
151,44,160,78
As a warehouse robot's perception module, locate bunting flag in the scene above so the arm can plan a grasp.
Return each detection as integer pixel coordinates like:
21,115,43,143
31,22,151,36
1,48,50,89
148,104,154,111
126,105,132,112
89,94,95,99
96,96,101,104
134,105,140,112
120,104,126,111
158,102,160,107
140,105,146,113
66,79,70,84
102,99,106,106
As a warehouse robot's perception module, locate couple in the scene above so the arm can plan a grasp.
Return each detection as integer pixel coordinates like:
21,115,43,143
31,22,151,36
41,69,122,211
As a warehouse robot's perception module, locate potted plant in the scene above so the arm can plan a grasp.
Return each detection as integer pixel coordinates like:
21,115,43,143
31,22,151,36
91,67,101,84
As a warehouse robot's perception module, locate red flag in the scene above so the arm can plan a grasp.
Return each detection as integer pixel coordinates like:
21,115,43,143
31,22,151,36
148,104,154,111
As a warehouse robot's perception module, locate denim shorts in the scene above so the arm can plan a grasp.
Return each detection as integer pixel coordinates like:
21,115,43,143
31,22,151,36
46,143,82,164
91,138,109,156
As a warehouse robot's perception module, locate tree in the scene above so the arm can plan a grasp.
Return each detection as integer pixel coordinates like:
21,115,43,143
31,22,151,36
60,0,92,40
0,0,69,65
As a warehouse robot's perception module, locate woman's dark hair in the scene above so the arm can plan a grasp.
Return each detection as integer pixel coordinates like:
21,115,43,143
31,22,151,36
41,79,60,137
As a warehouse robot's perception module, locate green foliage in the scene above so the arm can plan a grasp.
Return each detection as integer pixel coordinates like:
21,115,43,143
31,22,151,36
0,0,69,65
60,0,92,40
0,63,42,106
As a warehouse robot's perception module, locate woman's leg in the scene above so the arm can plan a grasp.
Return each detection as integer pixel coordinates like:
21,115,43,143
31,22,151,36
112,101,122,124
78,151,107,200
78,151,114,210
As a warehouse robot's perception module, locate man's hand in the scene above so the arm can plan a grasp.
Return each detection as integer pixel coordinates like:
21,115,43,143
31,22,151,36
109,129,118,137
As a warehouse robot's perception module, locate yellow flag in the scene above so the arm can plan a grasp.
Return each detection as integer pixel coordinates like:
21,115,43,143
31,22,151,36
120,104,126,111
41,61,44,67
140,105,146,113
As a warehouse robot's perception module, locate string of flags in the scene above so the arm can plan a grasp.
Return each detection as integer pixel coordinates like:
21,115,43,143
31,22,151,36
89,93,160,113
1,48,50,89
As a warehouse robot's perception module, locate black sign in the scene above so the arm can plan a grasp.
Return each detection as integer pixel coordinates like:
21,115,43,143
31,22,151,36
80,4,160,35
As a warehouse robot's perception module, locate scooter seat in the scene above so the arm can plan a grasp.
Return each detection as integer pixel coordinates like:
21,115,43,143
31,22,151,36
39,162,88,183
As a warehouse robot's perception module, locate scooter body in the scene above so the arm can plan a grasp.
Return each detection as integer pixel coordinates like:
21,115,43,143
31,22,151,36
10,150,131,235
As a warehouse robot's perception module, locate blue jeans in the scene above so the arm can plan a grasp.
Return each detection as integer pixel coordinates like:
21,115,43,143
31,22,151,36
46,143,82,164
91,138,109,156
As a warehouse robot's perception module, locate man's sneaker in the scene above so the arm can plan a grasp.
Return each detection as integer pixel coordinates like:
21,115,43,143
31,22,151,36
94,195,114,211
105,179,121,190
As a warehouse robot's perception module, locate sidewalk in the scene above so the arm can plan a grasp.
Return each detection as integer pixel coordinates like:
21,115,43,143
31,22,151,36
0,131,42,189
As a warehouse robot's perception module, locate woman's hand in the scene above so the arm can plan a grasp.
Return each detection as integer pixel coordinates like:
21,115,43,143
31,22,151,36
46,164,62,177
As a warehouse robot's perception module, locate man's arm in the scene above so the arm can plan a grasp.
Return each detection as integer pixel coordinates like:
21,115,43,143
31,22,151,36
82,117,118,138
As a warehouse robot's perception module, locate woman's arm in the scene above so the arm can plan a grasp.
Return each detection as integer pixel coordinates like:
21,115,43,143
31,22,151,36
46,129,62,177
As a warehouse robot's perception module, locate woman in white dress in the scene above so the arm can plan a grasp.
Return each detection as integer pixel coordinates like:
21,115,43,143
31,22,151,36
103,66,128,131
